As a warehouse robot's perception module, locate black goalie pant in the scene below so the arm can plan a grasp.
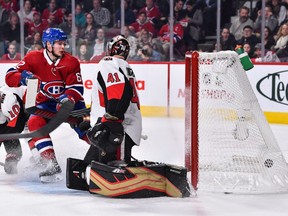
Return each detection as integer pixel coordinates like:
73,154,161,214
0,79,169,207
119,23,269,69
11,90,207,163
84,133,135,165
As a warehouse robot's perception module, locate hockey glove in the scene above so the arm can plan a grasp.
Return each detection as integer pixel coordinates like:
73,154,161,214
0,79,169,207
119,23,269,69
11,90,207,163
56,94,75,111
20,70,39,86
87,120,124,154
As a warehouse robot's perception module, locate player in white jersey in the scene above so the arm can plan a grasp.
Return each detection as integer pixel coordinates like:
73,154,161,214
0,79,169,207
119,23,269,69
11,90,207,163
0,85,27,174
84,34,142,165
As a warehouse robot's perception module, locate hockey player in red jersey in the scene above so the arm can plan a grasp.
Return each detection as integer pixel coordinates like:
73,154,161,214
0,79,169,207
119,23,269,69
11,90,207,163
5,28,88,183
0,85,27,174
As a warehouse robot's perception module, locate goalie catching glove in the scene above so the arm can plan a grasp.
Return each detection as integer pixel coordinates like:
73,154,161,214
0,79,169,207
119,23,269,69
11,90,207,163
87,113,124,154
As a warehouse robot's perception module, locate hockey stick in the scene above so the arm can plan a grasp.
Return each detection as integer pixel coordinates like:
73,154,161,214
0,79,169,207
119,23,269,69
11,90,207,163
26,106,90,125
0,101,74,141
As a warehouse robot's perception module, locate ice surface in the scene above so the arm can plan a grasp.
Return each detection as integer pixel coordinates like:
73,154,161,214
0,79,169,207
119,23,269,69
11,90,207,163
0,118,288,216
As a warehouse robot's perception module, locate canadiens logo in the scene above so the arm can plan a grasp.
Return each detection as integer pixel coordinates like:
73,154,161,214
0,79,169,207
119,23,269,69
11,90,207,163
43,81,64,97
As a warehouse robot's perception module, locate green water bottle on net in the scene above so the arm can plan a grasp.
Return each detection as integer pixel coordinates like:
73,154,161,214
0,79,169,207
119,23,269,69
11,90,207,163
235,45,254,71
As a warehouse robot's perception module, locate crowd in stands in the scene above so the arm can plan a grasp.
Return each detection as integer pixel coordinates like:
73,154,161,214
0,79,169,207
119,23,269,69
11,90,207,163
0,0,287,62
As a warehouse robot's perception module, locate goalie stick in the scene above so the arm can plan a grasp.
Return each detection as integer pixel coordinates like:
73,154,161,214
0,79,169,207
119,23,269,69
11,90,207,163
0,101,74,141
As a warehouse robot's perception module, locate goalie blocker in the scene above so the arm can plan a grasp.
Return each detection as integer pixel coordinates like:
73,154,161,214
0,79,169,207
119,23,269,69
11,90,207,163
66,158,190,198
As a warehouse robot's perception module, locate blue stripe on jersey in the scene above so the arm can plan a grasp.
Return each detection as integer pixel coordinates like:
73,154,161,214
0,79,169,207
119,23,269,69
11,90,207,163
35,139,53,151
66,86,84,96
6,67,17,74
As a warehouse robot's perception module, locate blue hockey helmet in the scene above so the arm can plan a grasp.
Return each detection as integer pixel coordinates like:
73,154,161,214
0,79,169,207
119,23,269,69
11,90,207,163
42,28,68,48
106,35,130,60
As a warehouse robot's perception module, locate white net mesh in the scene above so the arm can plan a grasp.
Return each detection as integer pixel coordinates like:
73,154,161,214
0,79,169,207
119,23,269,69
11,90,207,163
191,51,288,193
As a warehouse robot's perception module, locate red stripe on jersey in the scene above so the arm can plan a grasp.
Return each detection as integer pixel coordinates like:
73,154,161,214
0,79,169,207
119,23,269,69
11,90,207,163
98,90,105,107
106,83,125,100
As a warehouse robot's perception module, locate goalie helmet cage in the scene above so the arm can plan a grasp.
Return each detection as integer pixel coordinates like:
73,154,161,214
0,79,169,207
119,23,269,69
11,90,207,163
185,50,288,194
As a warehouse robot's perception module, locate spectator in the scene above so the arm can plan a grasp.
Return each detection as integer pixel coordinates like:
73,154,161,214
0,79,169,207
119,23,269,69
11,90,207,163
271,0,287,26
254,4,278,34
1,42,21,60
115,0,136,27
2,12,27,52
251,43,280,62
250,0,264,22
0,0,19,25
75,3,86,28
183,0,204,50
230,6,255,41
27,42,43,53
174,0,186,21
77,42,91,62
273,22,288,48
138,0,161,25
243,42,254,58
236,25,261,52
66,25,81,54
42,0,64,27
220,27,236,51
17,0,34,25
252,43,264,60
136,28,153,51
152,16,184,60
211,42,222,52
59,10,73,38
264,26,276,50
26,11,49,40
25,31,42,52
272,22,288,60
123,25,138,59
90,28,107,62
90,0,111,28
129,11,156,37
133,43,163,61
79,12,97,51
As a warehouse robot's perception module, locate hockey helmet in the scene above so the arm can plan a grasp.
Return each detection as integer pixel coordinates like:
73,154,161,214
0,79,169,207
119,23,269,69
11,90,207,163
42,28,68,48
106,35,130,60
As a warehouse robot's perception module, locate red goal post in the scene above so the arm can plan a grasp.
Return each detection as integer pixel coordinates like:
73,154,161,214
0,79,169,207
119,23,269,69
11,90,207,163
185,51,288,193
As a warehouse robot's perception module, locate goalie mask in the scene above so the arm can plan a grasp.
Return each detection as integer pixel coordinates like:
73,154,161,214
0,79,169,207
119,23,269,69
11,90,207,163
106,35,130,60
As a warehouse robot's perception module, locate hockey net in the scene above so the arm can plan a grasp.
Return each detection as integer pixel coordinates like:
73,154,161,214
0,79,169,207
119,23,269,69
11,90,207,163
185,51,288,193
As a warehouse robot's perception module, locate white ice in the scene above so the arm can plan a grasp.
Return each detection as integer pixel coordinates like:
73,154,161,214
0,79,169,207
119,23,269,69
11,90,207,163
0,117,288,216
